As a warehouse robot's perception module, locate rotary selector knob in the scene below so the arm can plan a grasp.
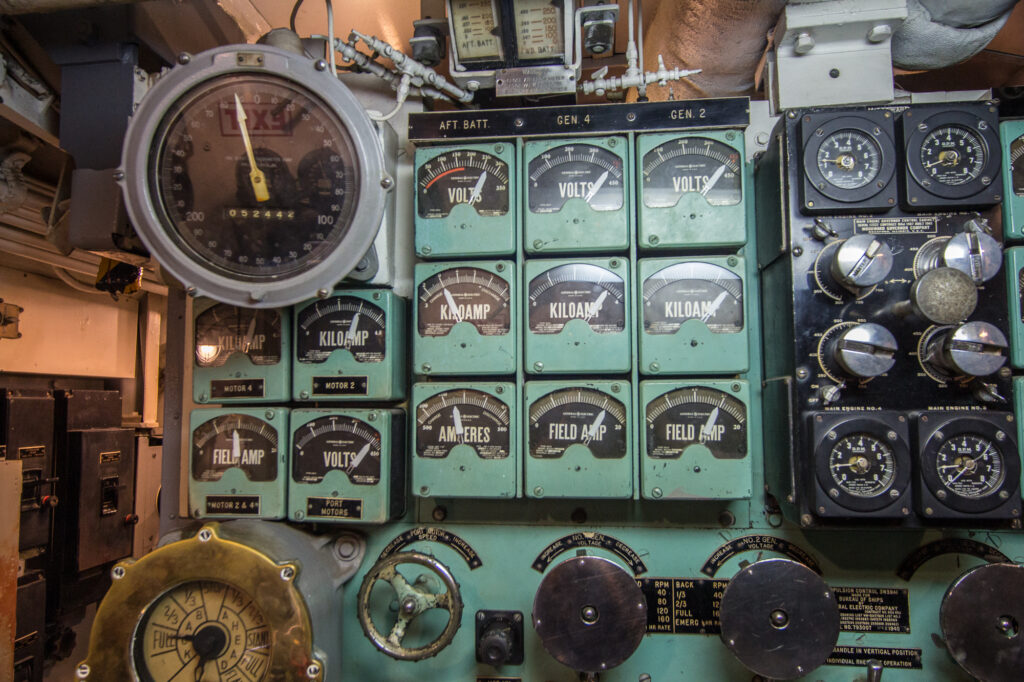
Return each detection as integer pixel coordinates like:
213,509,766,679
830,234,894,294
829,323,898,379
916,221,1003,284
906,267,978,325
477,621,514,666
925,321,1008,378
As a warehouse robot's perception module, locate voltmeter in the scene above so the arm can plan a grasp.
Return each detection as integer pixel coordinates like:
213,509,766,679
641,380,751,500
636,131,746,249
1001,119,1024,240
292,289,406,401
524,258,631,374
288,408,405,524
414,261,517,375
412,382,517,499
192,299,290,403
638,256,748,375
523,137,629,254
1006,247,1024,368
189,407,288,519
415,143,516,258
525,380,633,499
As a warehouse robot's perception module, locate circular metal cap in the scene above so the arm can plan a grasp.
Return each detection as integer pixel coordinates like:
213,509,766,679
939,321,1008,377
832,323,898,378
941,563,1024,682
910,267,978,325
532,556,647,673
944,230,1003,284
830,234,894,290
720,558,839,680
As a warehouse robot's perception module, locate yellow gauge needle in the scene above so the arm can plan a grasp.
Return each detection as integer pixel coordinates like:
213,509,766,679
234,94,270,202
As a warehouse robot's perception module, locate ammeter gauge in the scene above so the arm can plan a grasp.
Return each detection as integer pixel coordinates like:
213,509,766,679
512,0,567,61
1005,247,1024,369
120,44,388,307
1000,120,1024,240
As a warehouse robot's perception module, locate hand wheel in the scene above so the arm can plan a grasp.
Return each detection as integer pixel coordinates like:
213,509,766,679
356,550,463,661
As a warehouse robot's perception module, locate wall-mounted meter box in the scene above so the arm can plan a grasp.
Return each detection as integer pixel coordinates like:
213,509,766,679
1007,247,1024,368
411,382,518,499
525,380,633,499
523,137,630,254
288,408,405,524
1003,120,1024,241
524,257,631,374
638,256,749,375
189,407,289,520
192,300,290,404
636,131,746,249
414,143,516,258
413,261,517,376
640,380,751,500
292,289,406,401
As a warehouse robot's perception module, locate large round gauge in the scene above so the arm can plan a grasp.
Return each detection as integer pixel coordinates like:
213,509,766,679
121,45,387,308
642,262,743,335
191,413,278,482
827,433,896,498
417,266,511,337
527,144,624,213
1011,135,1024,196
528,388,626,459
133,580,271,681
292,415,380,485
645,386,747,460
416,389,511,459
933,434,1005,500
800,113,897,210
417,150,509,219
920,125,986,187
816,130,881,190
528,263,625,334
296,296,386,364
641,137,741,208
194,304,281,367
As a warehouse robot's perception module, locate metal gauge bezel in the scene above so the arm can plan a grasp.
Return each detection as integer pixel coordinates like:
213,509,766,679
120,44,388,308
800,113,896,210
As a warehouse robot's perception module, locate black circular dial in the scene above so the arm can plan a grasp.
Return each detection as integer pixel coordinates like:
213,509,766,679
527,143,624,213
642,137,742,208
828,433,896,498
194,304,281,367
528,388,627,460
642,262,743,335
645,387,746,460
417,150,509,218
191,413,278,482
418,267,511,337
292,414,380,485
919,125,986,187
416,389,511,459
816,130,881,190
934,434,1005,499
296,296,386,364
153,74,359,280
528,263,625,334
1011,135,1024,197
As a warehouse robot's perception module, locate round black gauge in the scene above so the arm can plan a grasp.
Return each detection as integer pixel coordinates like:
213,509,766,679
933,434,1005,500
527,143,624,213
920,125,986,187
416,389,511,459
645,387,746,460
641,137,742,208
827,433,896,498
529,388,627,460
902,109,1002,205
417,149,509,218
292,415,380,485
816,130,881,190
800,114,897,207
1011,135,1024,197
296,296,386,364
194,303,281,367
642,262,743,335
418,266,511,337
191,413,278,482
813,417,911,515
528,263,625,334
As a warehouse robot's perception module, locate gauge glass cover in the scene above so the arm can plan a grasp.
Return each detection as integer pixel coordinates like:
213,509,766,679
296,296,386,364
292,415,381,485
513,0,565,60
528,143,624,213
816,130,882,190
450,0,504,62
416,389,511,459
934,433,1005,499
418,266,511,337
417,150,509,218
528,263,625,334
195,305,281,367
191,413,278,482
919,125,987,187
642,137,742,208
646,387,747,460
529,388,627,459
642,262,743,335
1011,135,1024,196
828,433,896,498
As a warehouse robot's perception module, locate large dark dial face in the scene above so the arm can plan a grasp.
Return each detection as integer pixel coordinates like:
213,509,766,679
528,263,625,334
934,434,1005,499
417,150,509,218
529,388,626,459
919,125,986,187
646,387,746,460
1012,135,1024,196
296,296,386,364
816,130,881,190
418,267,511,337
416,389,511,459
642,262,743,335
292,415,380,485
527,143,624,213
191,414,278,482
194,304,281,367
828,433,896,498
152,75,360,281
642,137,742,208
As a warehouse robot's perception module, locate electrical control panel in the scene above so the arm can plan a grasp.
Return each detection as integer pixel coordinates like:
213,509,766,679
1,388,55,551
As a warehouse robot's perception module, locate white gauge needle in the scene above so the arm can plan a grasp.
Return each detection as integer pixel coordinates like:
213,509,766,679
583,410,606,446
442,288,462,323
467,172,487,206
241,315,257,353
701,291,728,323
350,442,372,470
700,164,727,196
699,407,720,443
584,290,609,322
453,406,464,443
584,170,609,204
234,94,270,202
345,313,361,345
231,429,241,464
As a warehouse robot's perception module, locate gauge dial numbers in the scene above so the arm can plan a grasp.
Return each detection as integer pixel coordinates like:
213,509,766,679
815,130,882,190
1011,134,1024,197
191,413,279,482
919,126,986,187
528,387,627,460
195,304,282,367
641,137,742,208
296,296,386,364
528,263,625,335
416,389,511,459
933,434,1005,499
827,434,896,498
527,143,624,213
448,0,504,62
292,415,381,486
645,387,747,460
799,113,896,211
417,149,510,219
642,261,743,335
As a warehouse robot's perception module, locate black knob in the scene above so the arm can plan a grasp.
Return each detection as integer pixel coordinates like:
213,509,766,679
477,620,514,666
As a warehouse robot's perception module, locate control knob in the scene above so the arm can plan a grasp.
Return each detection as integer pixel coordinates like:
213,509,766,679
899,267,978,325
829,323,898,379
915,217,1003,284
922,321,1008,378
830,234,894,295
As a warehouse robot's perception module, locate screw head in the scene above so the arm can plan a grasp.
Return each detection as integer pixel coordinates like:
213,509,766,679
421,363,432,373
280,566,295,581
651,487,663,498
300,390,310,399
306,662,322,678
381,176,394,190
77,664,90,679
314,59,327,71
937,490,947,500
177,52,191,65
265,409,275,419
198,528,213,542
533,486,544,497
111,565,126,580
533,361,544,371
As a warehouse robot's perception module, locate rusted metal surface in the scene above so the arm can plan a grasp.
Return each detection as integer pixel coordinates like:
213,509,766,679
0,459,23,679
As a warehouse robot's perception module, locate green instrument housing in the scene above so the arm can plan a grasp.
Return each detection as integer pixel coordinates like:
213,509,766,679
1001,120,1024,241
1006,247,1024,368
